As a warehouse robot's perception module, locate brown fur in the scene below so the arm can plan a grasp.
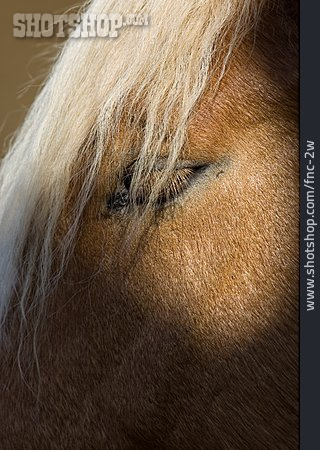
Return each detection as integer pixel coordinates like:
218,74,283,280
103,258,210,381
0,2,298,448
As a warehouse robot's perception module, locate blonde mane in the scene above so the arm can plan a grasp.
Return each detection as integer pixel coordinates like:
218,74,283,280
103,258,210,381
0,0,261,341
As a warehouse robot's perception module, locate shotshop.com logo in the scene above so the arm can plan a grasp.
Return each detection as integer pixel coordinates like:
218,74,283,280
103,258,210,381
13,13,149,38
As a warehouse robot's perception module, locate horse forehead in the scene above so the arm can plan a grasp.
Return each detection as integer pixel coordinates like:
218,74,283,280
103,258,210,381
102,28,295,170
186,44,296,161
184,53,264,159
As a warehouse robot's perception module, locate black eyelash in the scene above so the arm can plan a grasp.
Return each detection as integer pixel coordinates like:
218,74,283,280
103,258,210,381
106,164,208,212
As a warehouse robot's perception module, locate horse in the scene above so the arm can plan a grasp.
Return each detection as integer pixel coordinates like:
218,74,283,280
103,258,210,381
0,0,298,448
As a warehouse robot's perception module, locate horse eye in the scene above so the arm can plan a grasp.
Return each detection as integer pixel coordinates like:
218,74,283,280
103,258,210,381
106,164,209,212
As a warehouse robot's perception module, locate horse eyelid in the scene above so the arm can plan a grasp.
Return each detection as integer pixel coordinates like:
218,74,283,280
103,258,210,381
105,163,210,213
